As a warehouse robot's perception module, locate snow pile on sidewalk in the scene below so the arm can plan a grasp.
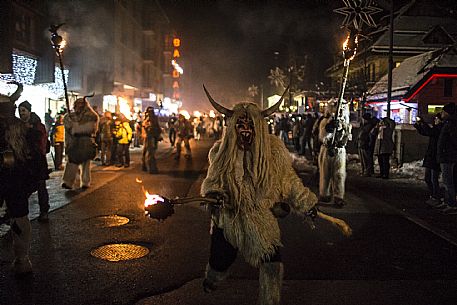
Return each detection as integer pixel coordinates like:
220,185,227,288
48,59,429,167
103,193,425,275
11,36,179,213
290,149,424,181
289,153,314,172
391,160,424,180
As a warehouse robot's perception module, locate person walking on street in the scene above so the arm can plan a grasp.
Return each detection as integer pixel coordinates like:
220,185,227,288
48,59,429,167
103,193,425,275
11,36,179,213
142,108,162,174
114,113,132,168
167,113,177,147
99,111,113,166
318,101,352,208
18,101,51,222
175,114,193,160
62,96,99,189
436,103,457,214
373,117,395,179
414,113,443,206
50,113,65,170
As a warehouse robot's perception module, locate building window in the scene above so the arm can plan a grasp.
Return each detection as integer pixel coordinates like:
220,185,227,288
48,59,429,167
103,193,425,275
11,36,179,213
14,12,32,45
444,78,453,97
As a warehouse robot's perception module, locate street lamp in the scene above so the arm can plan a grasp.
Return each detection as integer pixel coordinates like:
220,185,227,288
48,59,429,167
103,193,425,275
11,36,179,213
49,23,70,113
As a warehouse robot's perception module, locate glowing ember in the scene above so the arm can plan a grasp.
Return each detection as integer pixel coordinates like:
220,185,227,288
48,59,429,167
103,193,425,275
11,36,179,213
136,177,143,183
144,191,164,207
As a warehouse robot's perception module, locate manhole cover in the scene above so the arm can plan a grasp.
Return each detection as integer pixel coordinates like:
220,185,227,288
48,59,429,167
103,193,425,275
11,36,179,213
91,244,149,262
93,215,130,227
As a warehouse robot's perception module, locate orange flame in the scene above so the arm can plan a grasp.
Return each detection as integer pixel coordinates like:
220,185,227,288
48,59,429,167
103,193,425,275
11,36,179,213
136,177,143,183
342,35,349,51
144,191,164,207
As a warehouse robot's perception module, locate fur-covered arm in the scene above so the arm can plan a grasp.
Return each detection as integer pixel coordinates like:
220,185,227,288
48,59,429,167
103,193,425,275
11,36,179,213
200,140,227,197
271,136,318,213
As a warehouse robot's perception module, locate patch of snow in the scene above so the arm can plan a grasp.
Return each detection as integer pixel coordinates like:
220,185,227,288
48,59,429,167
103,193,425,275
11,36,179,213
0,223,10,238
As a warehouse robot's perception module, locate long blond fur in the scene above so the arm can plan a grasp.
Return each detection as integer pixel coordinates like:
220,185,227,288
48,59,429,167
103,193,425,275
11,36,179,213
5,119,29,162
202,103,284,266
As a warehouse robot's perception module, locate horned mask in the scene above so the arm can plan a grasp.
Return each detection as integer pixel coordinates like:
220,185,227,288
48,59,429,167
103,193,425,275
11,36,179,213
203,85,288,150
0,81,23,118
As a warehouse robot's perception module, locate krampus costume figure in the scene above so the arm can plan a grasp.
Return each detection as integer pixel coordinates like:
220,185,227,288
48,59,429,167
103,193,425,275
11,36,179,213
201,86,318,305
0,82,40,275
62,96,99,189
317,99,351,207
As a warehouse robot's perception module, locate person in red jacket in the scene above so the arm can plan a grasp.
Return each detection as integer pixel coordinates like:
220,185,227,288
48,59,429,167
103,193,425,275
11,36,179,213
18,101,50,222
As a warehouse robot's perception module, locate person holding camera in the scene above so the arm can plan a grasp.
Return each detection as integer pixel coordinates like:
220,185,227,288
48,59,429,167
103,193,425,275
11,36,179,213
413,113,443,206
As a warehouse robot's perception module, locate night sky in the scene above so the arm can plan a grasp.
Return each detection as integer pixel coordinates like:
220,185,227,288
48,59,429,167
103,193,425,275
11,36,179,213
159,0,345,111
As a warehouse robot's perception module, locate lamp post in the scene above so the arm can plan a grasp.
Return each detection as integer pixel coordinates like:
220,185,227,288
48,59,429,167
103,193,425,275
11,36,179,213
49,24,70,114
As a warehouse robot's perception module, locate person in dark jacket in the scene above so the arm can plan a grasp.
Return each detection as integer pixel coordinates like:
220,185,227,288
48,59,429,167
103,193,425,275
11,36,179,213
357,113,377,177
414,113,443,206
1,82,40,275
18,101,50,222
373,117,395,179
436,103,457,214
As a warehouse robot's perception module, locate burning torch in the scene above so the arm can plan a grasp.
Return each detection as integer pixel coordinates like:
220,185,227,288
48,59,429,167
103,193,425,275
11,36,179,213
143,192,351,236
49,23,70,114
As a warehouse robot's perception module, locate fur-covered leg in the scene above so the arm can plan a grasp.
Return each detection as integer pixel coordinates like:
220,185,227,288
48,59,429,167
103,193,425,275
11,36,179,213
203,263,229,293
11,216,33,275
258,262,283,305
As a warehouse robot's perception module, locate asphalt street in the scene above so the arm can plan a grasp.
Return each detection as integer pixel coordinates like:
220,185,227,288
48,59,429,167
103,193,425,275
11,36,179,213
1,138,457,305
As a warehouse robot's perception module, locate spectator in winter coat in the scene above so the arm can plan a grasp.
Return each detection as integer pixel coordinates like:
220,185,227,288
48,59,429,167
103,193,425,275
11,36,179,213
114,114,132,168
357,113,377,177
373,117,395,179
50,113,65,170
18,101,50,222
414,113,443,206
99,111,113,166
436,103,457,214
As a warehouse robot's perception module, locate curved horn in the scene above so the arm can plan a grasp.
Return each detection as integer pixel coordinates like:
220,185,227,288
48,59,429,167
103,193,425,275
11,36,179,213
7,81,23,103
203,85,234,117
261,86,289,117
83,92,95,99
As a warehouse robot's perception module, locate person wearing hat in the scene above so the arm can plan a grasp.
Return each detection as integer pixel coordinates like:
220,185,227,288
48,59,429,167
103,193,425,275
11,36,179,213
357,112,377,177
436,102,457,214
62,96,99,189
18,101,51,222
0,82,40,275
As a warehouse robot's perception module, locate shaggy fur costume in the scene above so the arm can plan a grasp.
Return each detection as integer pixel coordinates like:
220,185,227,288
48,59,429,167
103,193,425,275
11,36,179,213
317,103,351,201
201,102,317,267
62,99,99,187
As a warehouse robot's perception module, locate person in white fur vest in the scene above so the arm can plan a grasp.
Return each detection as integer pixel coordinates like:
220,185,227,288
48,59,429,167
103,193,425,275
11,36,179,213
62,96,99,189
317,99,351,208
200,86,318,305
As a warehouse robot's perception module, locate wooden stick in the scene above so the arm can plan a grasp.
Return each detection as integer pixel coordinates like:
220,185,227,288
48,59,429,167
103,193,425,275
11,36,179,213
317,211,352,237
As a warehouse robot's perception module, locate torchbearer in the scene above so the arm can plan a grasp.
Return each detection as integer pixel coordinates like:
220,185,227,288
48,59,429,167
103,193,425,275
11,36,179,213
199,86,328,305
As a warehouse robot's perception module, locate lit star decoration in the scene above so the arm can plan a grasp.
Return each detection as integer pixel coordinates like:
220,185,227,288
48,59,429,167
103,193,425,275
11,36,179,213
333,0,383,31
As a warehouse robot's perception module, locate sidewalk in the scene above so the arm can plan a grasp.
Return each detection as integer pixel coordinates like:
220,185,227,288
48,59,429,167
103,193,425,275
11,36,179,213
0,142,173,237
